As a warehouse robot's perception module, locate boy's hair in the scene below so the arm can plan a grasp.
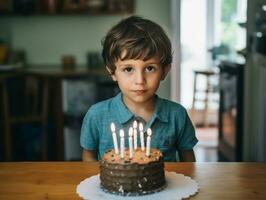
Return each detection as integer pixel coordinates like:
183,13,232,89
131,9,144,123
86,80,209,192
102,15,172,74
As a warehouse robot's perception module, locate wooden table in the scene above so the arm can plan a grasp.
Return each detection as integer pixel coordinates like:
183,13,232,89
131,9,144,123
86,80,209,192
0,162,266,199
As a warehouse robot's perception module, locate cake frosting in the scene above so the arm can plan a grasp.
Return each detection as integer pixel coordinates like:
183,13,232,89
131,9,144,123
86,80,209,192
99,148,166,196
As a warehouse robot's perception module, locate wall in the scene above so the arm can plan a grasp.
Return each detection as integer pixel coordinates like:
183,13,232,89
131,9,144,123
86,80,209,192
0,0,171,99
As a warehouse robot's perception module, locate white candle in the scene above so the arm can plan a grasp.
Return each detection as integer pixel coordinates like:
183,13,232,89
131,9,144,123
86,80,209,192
139,123,145,151
146,128,152,157
133,120,138,150
111,122,119,154
128,127,134,159
120,129,125,159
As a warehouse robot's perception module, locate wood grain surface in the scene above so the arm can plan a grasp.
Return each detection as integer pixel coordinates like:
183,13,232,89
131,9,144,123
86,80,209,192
0,162,266,199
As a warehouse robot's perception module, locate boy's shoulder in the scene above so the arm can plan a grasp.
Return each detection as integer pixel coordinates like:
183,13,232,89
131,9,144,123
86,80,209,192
158,98,188,121
89,96,115,113
158,97,191,126
159,97,187,111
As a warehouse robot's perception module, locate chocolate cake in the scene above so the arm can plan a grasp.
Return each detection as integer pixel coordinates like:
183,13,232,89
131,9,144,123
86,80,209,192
99,148,166,196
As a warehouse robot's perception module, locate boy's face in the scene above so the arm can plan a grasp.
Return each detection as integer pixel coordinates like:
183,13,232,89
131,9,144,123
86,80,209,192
108,55,170,106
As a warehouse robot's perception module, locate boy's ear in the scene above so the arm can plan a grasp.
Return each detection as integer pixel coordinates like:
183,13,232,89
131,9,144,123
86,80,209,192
106,66,117,81
161,64,171,80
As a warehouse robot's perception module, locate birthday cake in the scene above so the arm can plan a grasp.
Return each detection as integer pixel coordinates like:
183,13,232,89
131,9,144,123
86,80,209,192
99,148,166,196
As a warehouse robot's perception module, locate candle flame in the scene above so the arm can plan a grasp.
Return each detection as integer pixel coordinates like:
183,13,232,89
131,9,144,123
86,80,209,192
147,128,152,136
133,120,138,128
128,127,133,137
111,122,115,132
139,123,143,131
120,129,125,137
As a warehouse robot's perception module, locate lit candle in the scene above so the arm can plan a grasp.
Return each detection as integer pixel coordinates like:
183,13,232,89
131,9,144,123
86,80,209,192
120,129,125,159
111,122,119,154
128,127,134,159
133,120,138,150
146,128,152,157
139,123,145,151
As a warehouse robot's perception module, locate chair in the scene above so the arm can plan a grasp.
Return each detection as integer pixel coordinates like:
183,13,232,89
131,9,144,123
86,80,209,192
191,69,219,127
1,73,49,161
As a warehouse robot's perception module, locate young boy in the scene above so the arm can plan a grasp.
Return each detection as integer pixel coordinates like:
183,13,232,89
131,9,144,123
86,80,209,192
80,15,198,162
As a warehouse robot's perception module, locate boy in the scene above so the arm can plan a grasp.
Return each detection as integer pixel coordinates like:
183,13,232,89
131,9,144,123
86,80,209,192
80,15,198,162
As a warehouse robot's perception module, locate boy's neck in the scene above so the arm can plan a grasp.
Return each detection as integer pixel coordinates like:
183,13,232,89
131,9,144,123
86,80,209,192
122,95,156,123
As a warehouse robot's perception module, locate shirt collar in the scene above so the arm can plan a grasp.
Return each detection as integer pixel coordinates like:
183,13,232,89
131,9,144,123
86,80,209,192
113,93,134,124
153,95,169,123
113,92,169,124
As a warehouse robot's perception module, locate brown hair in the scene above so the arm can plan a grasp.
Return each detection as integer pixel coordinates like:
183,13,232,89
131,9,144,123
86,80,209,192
102,15,172,74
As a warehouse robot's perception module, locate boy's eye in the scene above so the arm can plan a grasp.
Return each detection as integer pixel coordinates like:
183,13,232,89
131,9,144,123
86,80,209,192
146,65,155,72
123,67,133,73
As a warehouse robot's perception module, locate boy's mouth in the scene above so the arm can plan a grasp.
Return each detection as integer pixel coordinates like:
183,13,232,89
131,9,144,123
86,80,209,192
133,90,147,95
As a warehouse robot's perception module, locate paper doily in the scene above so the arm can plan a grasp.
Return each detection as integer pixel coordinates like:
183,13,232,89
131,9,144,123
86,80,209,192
76,171,199,200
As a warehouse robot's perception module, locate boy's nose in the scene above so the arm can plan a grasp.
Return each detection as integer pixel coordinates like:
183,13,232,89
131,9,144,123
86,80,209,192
135,71,146,85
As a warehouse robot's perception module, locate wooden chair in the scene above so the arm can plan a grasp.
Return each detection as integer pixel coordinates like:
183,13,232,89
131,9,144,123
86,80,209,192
1,73,49,161
191,69,219,127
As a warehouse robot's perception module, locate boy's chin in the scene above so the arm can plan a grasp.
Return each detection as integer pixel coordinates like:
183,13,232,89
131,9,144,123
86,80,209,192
125,94,155,104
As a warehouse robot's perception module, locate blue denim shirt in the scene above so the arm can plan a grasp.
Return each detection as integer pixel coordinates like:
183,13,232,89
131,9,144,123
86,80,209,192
80,92,198,161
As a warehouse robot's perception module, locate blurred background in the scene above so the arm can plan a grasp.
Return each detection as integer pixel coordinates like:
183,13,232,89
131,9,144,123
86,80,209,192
0,0,266,162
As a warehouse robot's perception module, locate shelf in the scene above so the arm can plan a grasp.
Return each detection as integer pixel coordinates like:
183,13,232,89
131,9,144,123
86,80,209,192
0,0,134,16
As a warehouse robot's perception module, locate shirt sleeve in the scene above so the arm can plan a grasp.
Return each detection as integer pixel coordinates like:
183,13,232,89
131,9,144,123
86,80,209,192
176,110,198,151
80,106,99,151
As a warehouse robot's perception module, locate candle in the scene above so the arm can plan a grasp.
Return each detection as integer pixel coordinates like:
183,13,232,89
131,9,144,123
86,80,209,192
111,122,119,154
139,123,145,151
128,127,134,159
120,129,125,159
146,128,152,157
133,120,138,150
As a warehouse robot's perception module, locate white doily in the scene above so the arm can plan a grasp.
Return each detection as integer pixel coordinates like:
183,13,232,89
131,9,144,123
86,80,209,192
76,171,199,200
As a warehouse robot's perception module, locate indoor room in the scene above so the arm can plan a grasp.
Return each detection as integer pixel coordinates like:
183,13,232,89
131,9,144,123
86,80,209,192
0,0,266,198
